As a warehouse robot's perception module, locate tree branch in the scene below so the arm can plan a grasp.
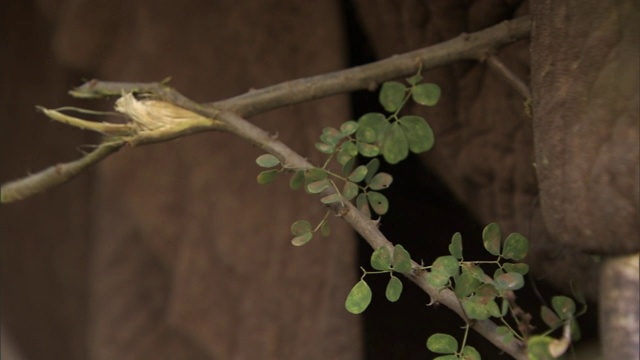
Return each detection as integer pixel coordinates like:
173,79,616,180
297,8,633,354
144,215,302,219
0,15,533,359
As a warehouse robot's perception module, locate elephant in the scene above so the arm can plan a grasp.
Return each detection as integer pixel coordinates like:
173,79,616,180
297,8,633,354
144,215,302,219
1,1,637,359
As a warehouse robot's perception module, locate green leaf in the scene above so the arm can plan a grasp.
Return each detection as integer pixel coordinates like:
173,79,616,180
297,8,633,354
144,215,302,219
392,244,412,273
527,336,555,360
412,83,441,106
357,113,388,141
385,275,403,302
345,280,372,314
494,272,525,291
398,115,434,153
356,141,380,157
343,181,359,200
502,232,529,260
482,223,501,256
570,318,581,341
315,142,336,154
454,272,481,298
290,170,304,190
290,220,312,236
365,158,380,184
320,222,331,237
367,191,389,215
368,172,393,190
257,170,279,184
433,355,459,360
320,193,342,204
466,265,494,285
503,262,529,275
337,141,358,165
371,246,392,271
340,120,359,135
356,125,377,143
348,165,368,183
381,122,409,164
426,333,458,354
461,345,481,360
304,168,327,183
406,74,423,85
476,284,498,298
449,232,463,260
426,270,451,290
356,193,371,218
291,232,313,246
379,81,407,112
306,178,330,194
552,296,576,321
256,154,281,168
462,296,492,321
496,325,515,344
342,156,356,175
320,126,342,145
432,256,459,278
540,305,562,328
487,299,502,318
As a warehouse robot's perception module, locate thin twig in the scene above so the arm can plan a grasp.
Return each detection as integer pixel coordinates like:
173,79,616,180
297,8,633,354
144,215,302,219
486,55,531,99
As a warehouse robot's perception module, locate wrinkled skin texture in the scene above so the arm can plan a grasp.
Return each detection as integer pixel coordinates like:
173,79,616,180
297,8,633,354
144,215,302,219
1,0,637,359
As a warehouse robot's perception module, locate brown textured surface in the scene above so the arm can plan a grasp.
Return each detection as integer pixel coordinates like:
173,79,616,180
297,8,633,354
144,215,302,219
531,0,639,254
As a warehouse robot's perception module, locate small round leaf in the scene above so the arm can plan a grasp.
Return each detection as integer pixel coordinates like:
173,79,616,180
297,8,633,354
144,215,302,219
502,232,529,260
461,346,481,360
398,115,434,153
482,223,501,256
540,305,562,328
412,83,441,106
371,246,392,271
321,193,342,204
315,142,336,154
392,244,412,273
426,270,450,290
291,232,313,246
379,81,407,112
357,142,380,157
367,191,389,215
320,221,331,237
454,272,481,299
368,172,393,190
381,122,409,164
356,193,372,218
357,112,388,139
290,170,304,190
345,280,372,314
348,165,368,183
551,296,576,321
256,154,281,168
462,296,492,321
356,125,377,143
343,181,360,201
494,272,525,291
449,232,463,260
527,336,555,360
306,178,330,194
340,120,359,135
365,158,380,184
432,256,459,278
257,170,279,184
291,220,312,236
503,262,529,275
385,275,403,302
426,333,458,354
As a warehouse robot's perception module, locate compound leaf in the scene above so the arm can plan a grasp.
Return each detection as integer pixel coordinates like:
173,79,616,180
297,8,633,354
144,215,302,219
256,154,281,168
449,232,463,260
392,244,412,273
381,122,409,164
368,172,393,190
482,223,501,256
371,246,392,271
291,232,313,246
257,170,279,184
367,191,389,215
385,275,403,302
502,232,529,260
